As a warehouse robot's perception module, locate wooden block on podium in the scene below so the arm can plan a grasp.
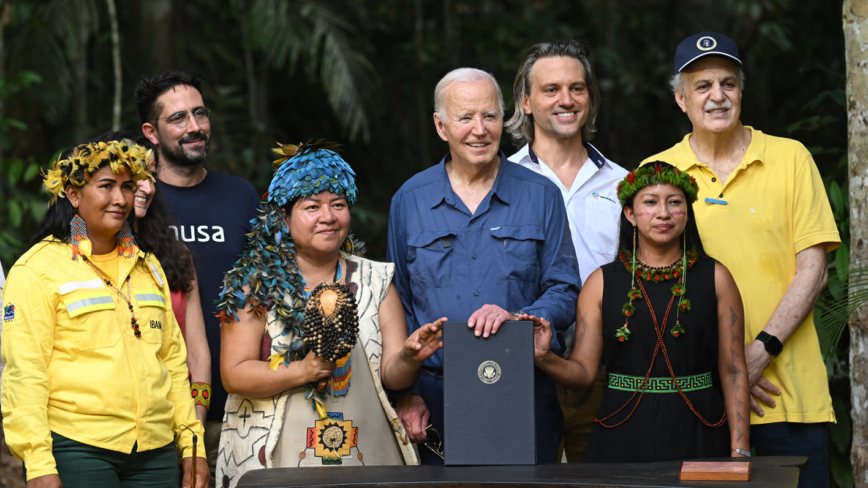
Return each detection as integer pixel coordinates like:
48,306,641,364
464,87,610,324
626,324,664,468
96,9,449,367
679,461,751,481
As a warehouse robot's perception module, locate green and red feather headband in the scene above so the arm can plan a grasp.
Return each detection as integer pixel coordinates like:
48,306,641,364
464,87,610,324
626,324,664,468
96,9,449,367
616,162,699,206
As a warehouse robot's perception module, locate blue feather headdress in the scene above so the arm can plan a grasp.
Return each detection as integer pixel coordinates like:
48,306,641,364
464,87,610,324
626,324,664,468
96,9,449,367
215,140,365,380
265,139,357,207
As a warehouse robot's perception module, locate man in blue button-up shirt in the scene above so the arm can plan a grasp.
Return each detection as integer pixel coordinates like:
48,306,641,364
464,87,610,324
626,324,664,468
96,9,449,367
386,68,581,464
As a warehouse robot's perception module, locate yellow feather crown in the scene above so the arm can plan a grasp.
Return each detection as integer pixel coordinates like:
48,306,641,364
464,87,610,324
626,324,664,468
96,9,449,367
43,139,154,204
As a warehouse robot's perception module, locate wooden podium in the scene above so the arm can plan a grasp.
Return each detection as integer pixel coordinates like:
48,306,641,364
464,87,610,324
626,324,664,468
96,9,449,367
237,456,807,488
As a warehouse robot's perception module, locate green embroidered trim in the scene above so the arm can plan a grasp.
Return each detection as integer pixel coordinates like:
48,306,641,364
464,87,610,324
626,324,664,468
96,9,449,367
608,372,713,393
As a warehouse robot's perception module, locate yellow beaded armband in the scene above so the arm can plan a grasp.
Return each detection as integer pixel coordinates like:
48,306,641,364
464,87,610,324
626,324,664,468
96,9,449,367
191,382,211,410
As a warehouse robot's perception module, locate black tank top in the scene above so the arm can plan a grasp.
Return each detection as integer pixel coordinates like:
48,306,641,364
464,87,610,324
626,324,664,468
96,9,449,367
584,255,730,463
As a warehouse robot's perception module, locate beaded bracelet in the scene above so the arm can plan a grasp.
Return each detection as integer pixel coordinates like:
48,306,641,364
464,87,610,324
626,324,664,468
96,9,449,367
191,382,211,410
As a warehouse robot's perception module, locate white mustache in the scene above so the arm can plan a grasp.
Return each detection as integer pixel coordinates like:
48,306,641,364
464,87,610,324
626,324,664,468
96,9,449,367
704,99,732,111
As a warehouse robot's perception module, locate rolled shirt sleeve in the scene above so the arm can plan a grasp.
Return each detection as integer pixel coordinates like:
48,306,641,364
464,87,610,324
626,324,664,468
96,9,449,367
792,152,840,254
521,188,581,343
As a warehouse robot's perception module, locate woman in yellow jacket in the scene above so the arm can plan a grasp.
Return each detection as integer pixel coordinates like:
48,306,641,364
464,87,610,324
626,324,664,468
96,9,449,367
1,138,207,488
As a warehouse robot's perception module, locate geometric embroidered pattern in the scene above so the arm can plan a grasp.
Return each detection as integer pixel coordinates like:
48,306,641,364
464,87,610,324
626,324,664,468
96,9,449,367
608,372,713,393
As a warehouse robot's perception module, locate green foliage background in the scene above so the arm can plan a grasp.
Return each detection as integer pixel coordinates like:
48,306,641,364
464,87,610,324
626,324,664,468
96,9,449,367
0,0,852,484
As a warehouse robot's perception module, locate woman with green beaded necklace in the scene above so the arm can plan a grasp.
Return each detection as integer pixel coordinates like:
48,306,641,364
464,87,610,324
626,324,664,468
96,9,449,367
526,161,751,463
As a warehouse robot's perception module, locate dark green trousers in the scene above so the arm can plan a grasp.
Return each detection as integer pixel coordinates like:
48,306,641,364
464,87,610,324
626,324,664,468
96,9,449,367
26,433,179,488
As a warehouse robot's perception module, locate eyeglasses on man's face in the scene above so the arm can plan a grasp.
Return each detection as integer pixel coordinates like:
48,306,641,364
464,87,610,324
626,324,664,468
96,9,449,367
159,107,211,129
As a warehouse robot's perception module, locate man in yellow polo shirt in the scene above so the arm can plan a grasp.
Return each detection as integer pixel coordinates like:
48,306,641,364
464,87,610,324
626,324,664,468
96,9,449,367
642,32,839,487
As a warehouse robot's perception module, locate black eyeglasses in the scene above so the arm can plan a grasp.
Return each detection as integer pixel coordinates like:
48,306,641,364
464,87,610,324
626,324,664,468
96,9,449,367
422,426,444,459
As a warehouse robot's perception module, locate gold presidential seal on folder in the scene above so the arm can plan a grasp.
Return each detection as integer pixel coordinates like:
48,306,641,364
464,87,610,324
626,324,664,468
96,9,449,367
478,360,502,384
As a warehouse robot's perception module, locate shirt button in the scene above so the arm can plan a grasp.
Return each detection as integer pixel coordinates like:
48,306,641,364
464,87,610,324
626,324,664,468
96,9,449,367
472,253,477,259
473,291,480,296
719,193,724,198
711,177,717,182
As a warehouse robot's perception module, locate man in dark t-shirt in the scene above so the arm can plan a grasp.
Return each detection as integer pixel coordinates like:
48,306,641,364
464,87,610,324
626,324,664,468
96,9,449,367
136,69,259,487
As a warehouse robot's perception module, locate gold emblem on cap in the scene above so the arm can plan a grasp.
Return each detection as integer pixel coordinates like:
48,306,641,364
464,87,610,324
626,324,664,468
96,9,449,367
478,360,502,384
696,36,717,51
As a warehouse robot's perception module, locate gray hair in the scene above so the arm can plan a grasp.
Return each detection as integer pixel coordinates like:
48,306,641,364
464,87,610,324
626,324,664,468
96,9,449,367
434,68,505,122
670,68,745,96
505,39,601,148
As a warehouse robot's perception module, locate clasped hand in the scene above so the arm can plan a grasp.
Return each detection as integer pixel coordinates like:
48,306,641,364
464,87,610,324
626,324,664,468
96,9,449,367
300,350,337,383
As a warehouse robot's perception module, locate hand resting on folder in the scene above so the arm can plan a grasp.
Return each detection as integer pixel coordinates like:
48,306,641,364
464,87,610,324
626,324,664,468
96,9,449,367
467,304,513,338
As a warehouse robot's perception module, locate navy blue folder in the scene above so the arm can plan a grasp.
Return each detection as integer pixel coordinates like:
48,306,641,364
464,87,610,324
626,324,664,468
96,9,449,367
443,320,536,465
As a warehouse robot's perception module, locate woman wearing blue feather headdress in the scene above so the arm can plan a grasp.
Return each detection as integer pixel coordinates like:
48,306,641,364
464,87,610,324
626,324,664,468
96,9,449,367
214,140,440,485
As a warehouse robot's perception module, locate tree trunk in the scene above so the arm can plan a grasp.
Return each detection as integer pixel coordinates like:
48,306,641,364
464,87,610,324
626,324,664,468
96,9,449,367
415,0,430,168
844,1,868,485
72,24,88,144
106,0,121,132
444,0,458,67
0,1,7,164
138,0,174,69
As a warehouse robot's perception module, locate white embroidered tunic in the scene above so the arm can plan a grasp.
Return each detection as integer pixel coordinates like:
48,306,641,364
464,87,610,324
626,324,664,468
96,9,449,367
216,255,417,488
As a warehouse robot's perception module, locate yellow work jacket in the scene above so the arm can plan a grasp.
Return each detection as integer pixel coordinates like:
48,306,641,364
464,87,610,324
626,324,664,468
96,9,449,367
1,239,204,480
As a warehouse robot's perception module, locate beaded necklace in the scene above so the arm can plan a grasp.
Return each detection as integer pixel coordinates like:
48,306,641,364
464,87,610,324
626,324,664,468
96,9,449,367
81,254,141,338
302,260,343,297
615,247,697,341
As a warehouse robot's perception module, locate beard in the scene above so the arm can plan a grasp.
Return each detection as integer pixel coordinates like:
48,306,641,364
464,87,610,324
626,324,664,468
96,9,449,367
157,129,211,168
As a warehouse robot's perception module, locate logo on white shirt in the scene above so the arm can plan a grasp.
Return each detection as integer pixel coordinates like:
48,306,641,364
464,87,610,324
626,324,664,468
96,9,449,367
591,192,618,204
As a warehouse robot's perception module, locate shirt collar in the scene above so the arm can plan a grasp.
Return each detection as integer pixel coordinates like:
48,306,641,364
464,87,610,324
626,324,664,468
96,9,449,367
526,142,606,170
430,150,511,208
672,126,764,171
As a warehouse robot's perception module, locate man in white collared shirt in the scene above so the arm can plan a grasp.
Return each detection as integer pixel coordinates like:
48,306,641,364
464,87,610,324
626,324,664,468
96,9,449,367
506,39,627,462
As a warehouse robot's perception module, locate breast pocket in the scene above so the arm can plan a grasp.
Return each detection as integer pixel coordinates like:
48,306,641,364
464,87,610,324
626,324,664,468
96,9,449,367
584,197,621,259
133,289,168,345
61,290,121,350
490,224,544,283
407,231,455,290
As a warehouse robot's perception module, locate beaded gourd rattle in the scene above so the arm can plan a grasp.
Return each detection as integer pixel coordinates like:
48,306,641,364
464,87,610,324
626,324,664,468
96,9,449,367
302,282,360,390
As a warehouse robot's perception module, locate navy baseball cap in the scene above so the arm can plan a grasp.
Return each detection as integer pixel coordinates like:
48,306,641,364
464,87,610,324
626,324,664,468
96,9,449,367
674,32,741,73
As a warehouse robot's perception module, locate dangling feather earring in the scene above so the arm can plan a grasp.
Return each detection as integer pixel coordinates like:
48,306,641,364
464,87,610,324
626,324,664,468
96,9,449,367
670,232,689,337
70,213,92,260
117,221,136,258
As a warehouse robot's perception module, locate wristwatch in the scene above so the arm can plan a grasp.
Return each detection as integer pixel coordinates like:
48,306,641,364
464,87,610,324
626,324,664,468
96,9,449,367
732,448,751,457
756,331,783,357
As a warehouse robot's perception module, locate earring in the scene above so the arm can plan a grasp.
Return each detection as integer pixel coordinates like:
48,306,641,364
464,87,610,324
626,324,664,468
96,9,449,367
616,226,639,343
670,232,689,337
70,214,92,260
117,221,137,258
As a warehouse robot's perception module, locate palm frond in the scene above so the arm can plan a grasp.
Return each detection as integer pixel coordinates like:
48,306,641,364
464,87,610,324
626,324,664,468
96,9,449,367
8,0,100,123
247,0,379,142
814,267,868,359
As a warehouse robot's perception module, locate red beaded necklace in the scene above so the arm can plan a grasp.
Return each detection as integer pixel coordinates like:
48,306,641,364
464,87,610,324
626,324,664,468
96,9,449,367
82,254,141,338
